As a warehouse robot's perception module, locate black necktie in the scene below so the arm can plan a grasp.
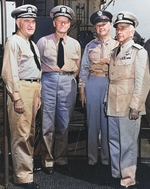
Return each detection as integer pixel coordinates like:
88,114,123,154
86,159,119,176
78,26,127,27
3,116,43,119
57,38,64,69
116,45,121,56
29,39,41,71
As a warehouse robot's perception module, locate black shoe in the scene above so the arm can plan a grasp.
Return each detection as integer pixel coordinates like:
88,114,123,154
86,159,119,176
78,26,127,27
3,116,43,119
86,164,97,171
15,182,40,189
42,167,54,175
104,177,120,186
33,167,41,173
54,164,71,171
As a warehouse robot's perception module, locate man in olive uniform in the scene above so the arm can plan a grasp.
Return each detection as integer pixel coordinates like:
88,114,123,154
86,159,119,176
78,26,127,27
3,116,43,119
2,4,41,189
37,5,81,174
78,10,118,169
107,11,150,189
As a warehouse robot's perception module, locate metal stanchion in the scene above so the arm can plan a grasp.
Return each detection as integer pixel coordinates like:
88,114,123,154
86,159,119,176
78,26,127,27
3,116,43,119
1,0,9,186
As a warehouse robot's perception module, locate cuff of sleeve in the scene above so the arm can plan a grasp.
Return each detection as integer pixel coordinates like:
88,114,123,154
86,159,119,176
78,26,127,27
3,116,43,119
12,92,21,102
78,79,85,88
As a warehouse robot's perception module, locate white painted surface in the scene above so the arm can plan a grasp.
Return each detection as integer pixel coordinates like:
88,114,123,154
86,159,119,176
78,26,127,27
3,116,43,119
105,0,150,42
0,1,16,44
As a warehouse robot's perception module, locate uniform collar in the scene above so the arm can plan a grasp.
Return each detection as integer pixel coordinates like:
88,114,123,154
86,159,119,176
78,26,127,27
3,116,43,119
121,39,134,50
53,33,67,45
94,36,111,46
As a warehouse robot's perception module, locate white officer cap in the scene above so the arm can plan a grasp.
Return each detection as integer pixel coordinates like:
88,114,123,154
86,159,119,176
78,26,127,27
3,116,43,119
11,4,38,19
50,5,75,20
113,11,139,28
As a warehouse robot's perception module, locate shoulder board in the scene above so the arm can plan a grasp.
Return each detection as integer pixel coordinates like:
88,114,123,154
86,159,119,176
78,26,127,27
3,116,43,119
132,44,143,50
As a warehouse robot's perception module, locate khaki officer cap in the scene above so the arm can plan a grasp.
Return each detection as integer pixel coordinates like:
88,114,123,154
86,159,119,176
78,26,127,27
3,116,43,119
50,5,75,20
113,11,139,28
11,4,38,19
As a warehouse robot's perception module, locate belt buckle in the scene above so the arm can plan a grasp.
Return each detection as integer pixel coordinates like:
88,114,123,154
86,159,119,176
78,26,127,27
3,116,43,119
30,79,34,83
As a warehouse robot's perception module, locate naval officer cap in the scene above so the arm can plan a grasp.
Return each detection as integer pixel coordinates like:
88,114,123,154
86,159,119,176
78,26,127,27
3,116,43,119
11,4,38,19
90,10,113,25
50,5,75,20
113,11,139,28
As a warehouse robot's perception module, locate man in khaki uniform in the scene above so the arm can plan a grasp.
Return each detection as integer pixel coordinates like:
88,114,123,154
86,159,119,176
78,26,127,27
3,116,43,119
78,10,118,171
107,11,150,188
2,4,41,189
37,5,81,175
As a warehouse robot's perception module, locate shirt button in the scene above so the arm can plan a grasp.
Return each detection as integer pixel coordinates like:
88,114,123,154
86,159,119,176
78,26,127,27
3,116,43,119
111,72,114,75
110,80,113,83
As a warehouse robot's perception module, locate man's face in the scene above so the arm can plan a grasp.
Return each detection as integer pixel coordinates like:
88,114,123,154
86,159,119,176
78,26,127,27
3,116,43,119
53,16,71,34
95,22,111,38
16,18,36,38
116,23,134,45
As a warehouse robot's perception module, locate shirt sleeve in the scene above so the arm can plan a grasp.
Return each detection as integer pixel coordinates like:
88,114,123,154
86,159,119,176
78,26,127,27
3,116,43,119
78,44,91,87
1,38,20,95
37,37,46,62
129,48,150,111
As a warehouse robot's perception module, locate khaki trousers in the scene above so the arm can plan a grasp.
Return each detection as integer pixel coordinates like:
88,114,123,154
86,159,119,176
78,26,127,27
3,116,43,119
7,81,41,184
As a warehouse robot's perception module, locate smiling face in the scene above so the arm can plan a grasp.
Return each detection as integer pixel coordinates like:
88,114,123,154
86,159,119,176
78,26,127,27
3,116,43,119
16,18,36,38
53,16,71,35
116,23,135,45
95,21,111,40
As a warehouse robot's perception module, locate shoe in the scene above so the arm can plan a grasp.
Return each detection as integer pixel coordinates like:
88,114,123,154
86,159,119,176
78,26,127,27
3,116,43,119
25,182,40,189
104,177,120,186
33,167,41,173
15,182,40,189
54,164,71,171
115,184,138,189
42,167,54,175
86,164,97,171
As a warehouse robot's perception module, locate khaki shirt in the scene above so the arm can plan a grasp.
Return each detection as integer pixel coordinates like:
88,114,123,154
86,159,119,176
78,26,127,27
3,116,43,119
37,33,81,73
1,34,41,101
79,37,118,87
107,39,150,117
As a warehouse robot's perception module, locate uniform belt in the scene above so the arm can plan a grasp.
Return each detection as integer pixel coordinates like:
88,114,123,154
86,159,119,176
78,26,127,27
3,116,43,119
58,71,74,76
20,79,41,82
110,79,134,84
90,72,108,77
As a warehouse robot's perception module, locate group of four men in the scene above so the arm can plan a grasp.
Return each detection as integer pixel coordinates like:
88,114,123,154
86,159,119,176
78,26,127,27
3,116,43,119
1,3,149,189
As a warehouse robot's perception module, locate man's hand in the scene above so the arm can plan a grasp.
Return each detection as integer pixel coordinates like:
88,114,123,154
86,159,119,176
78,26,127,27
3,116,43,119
78,87,86,107
14,99,24,114
36,97,41,110
129,108,139,120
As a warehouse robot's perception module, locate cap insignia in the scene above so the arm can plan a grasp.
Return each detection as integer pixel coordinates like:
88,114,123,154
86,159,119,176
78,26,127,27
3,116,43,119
27,7,32,13
60,7,67,13
97,11,102,17
117,13,124,21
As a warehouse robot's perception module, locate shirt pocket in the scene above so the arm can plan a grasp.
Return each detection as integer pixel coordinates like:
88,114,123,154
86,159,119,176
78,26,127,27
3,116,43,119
89,48,101,63
119,58,133,66
19,49,34,65
66,51,79,60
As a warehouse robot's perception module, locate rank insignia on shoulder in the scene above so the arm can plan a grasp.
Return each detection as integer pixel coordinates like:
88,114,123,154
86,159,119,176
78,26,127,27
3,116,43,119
132,44,143,50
